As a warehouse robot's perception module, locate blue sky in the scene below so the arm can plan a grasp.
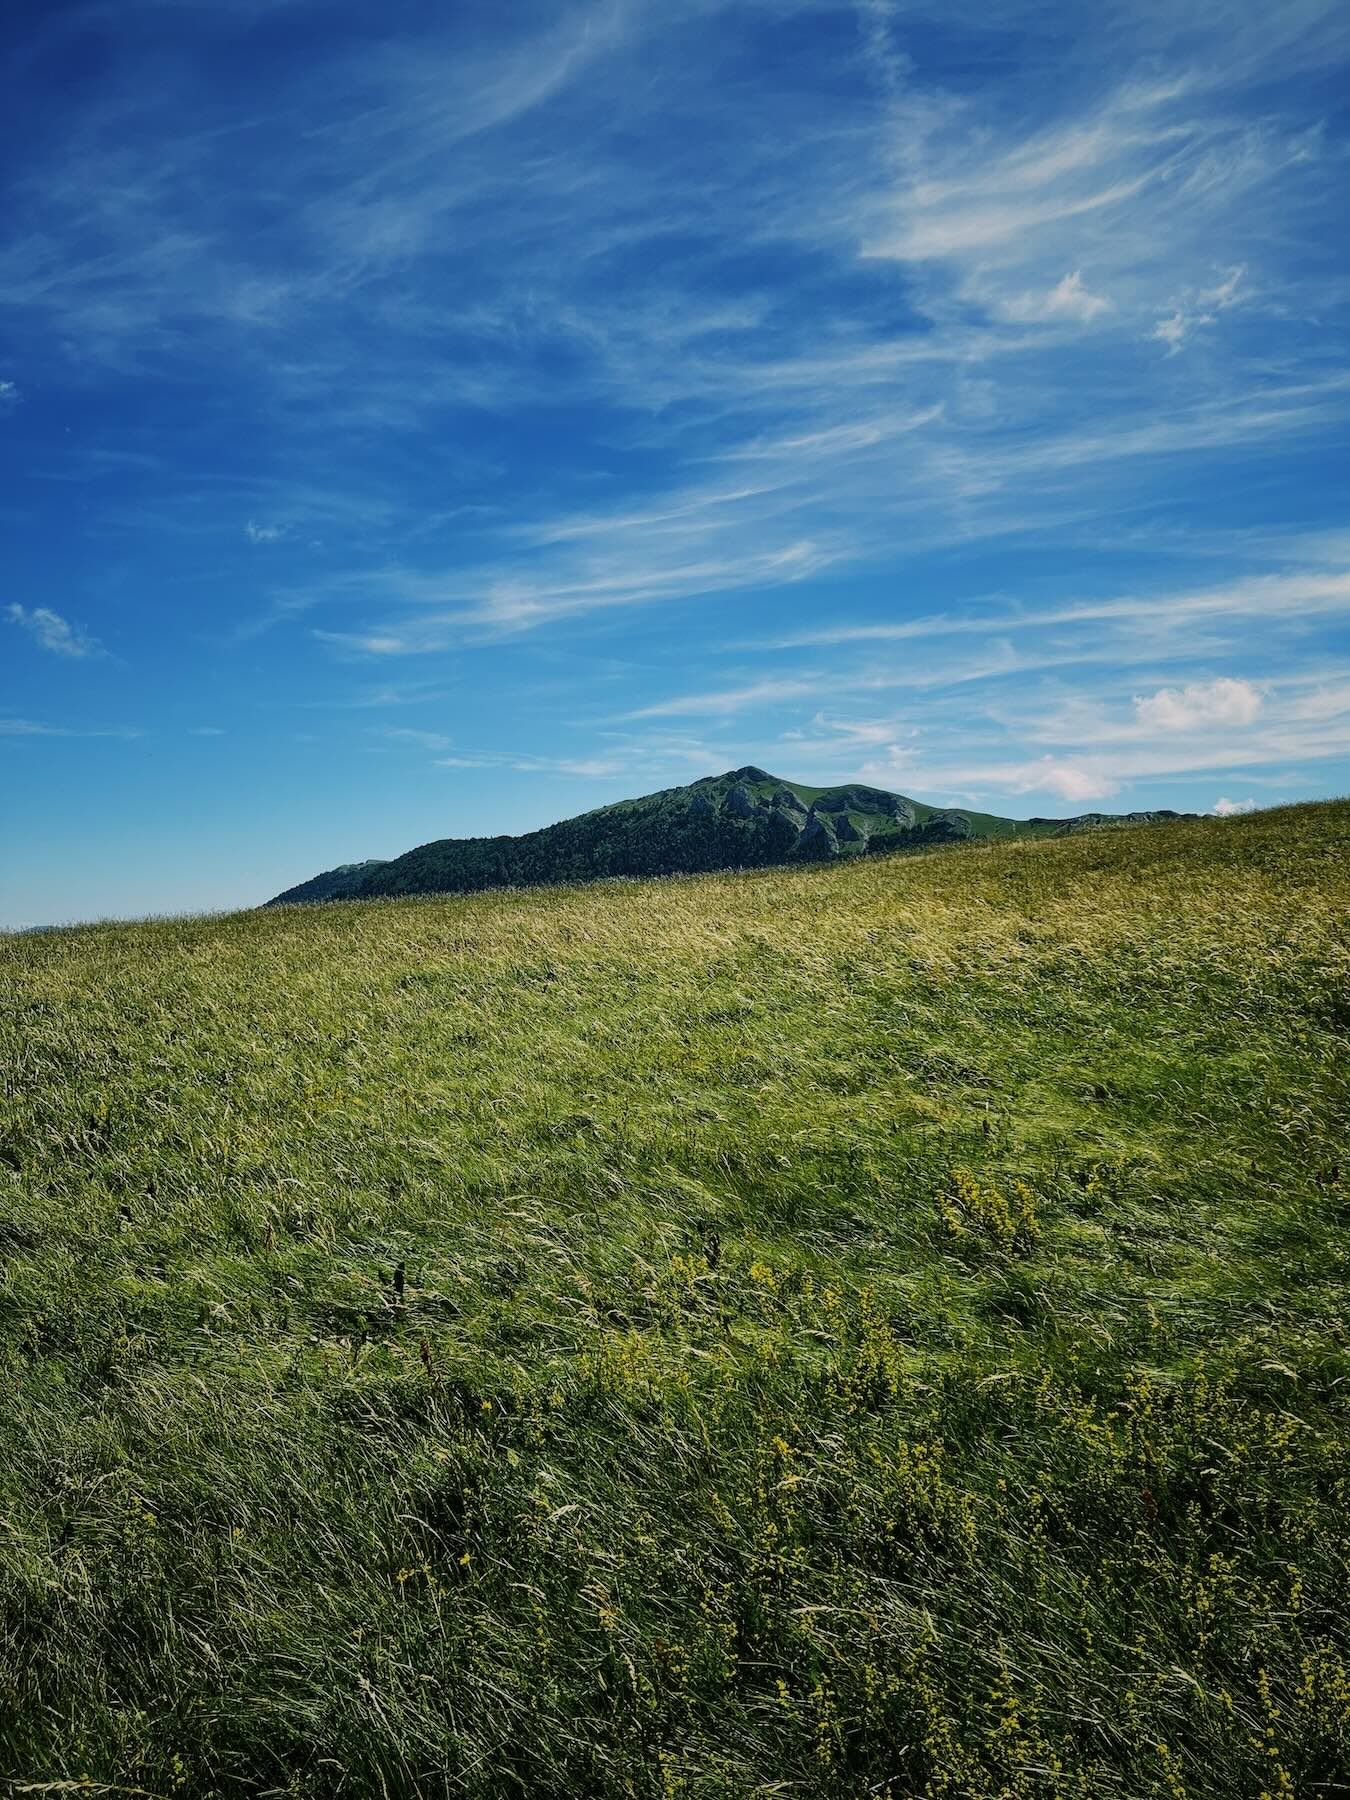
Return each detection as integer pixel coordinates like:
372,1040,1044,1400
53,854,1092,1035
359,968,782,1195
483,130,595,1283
3,0,1349,925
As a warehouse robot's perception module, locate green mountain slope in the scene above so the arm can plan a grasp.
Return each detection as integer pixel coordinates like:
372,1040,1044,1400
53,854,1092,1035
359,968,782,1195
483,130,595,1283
267,765,1191,904
268,859,391,904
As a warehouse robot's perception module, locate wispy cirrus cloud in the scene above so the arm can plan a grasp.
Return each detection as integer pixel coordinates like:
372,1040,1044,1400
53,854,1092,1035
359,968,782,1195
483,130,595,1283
624,677,824,721
0,2,638,365
434,751,627,779
1,716,140,739
9,0,1346,662
378,726,453,751
0,718,63,736
297,678,454,711
5,603,103,658
998,270,1112,325
1153,264,1247,353
753,567,1350,653
314,629,430,658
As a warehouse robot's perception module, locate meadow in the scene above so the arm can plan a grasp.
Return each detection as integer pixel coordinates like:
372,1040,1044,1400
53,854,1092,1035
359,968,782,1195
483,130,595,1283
1,802,1348,1798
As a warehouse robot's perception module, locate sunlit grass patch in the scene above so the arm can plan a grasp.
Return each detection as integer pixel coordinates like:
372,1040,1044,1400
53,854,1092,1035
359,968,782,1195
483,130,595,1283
1,801,1348,1795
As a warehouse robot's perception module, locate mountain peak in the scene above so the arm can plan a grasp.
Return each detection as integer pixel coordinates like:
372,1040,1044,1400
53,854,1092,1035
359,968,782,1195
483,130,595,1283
265,770,1196,907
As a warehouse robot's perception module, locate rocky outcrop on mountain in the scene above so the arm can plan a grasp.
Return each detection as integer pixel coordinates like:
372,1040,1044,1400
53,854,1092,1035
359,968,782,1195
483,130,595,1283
1050,809,1189,836
798,814,839,856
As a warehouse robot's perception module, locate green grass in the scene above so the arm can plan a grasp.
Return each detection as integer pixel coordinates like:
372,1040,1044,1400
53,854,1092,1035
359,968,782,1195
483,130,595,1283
2,803,1349,1797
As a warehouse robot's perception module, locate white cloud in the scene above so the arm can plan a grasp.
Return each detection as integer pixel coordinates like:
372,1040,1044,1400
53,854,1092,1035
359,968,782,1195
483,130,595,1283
316,679,452,710
434,752,625,778
1152,264,1247,352
839,669,1350,809
470,539,836,633
1133,676,1263,730
0,379,17,405
1288,679,1350,722
1213,795,1258,815
1202,266,1247,309
852,746,1123,806
799,712,913,750
761,569,1350,653
871,170,1151,263
245,520,286,544
0,716,139,739
0,718,60,736
314,628,420,657
999,269,1112,323
380,727,452,750
5,603,103,659
1010,757,1120,804
856,0,910,99
625,677,822,721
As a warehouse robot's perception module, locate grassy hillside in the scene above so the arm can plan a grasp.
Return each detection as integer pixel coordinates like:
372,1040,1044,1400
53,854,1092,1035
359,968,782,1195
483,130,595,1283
267,766,1189,906
3,803,1348,1797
